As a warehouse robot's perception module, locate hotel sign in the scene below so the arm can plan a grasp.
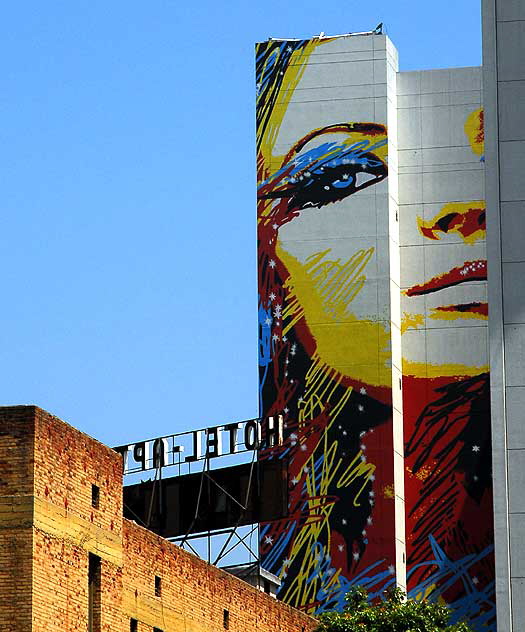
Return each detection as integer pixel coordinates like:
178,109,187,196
114,415,284,475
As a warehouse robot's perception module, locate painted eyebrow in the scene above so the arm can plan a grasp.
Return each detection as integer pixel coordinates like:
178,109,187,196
283,122,387,164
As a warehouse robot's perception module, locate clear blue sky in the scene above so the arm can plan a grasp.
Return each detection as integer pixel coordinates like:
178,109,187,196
0,1,482,447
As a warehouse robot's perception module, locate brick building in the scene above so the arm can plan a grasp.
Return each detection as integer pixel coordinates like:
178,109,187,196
0,406,316,632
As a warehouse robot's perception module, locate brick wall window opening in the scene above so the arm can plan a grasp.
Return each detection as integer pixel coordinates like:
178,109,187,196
155,574,162,597
91,484,100,509
223,609,230,630
130,618,138,632
88,553,101,632
263,579,271,594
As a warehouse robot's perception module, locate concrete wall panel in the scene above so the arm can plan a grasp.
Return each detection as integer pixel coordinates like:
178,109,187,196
508,449,525,512
505,324,525,386
497,20,525,81
506,387,525,448
503,262,525,323
500,141,525,201
501,201,525,262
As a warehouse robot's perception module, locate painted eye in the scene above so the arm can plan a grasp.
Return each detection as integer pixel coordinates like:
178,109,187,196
259,150,387,212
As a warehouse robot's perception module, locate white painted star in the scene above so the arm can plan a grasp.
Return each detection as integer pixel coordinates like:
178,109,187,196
272,223,279,230
284,407,289,414
326,568,335,576
342,518,347,525
337,544,345,552
290,433,297,440
472,445,480,452
369,491,375,497
269,259,276,268
264,317,272,326
473,475,479,481
303,465,309,472
353,552,360,561
282,336,287,342
301,444,307,452
361,455,367,462
362,530,367,536
360,387,367,395
283,558,291,566
342,430,347,436
265,535,273,545
272,334,280,342
472,576,479,585
359,431,366,437
360,444,366,451
367,517,373,525
370,474,375,482
388,565,395,574
358,404,364,412
269,292,276,301
291,477,299,485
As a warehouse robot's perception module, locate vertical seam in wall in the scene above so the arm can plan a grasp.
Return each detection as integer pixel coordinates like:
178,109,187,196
483,0,512,629
493,9,514,629
493,6,513,628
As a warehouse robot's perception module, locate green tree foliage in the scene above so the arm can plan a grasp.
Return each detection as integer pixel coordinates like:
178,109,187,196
315,586,474,632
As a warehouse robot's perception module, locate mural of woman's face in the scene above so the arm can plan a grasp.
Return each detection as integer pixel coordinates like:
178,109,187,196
401,108,487,376
257,40,392,388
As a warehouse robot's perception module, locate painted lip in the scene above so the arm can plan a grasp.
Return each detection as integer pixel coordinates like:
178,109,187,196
405,259,487,297
432,302,488,317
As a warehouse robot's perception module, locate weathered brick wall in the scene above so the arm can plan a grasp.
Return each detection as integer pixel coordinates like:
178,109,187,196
0,406,317,632
0,407,36,632
30,408,124,632
122,519,317,632
32,407,123,538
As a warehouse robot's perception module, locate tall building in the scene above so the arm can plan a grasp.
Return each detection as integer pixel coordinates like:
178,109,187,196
256,4,521,629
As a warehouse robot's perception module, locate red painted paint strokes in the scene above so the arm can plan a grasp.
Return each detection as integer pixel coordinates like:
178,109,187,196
406,260,487,297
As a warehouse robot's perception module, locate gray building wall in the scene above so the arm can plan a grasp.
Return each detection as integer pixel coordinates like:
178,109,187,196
483,0,525,630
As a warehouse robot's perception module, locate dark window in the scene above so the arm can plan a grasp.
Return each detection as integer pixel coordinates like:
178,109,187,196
223,609,230,630
154,575,162,597
88,554,101,632
91,484,100,509
263,579,270,594
153,628,163,632
130,619,138,632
